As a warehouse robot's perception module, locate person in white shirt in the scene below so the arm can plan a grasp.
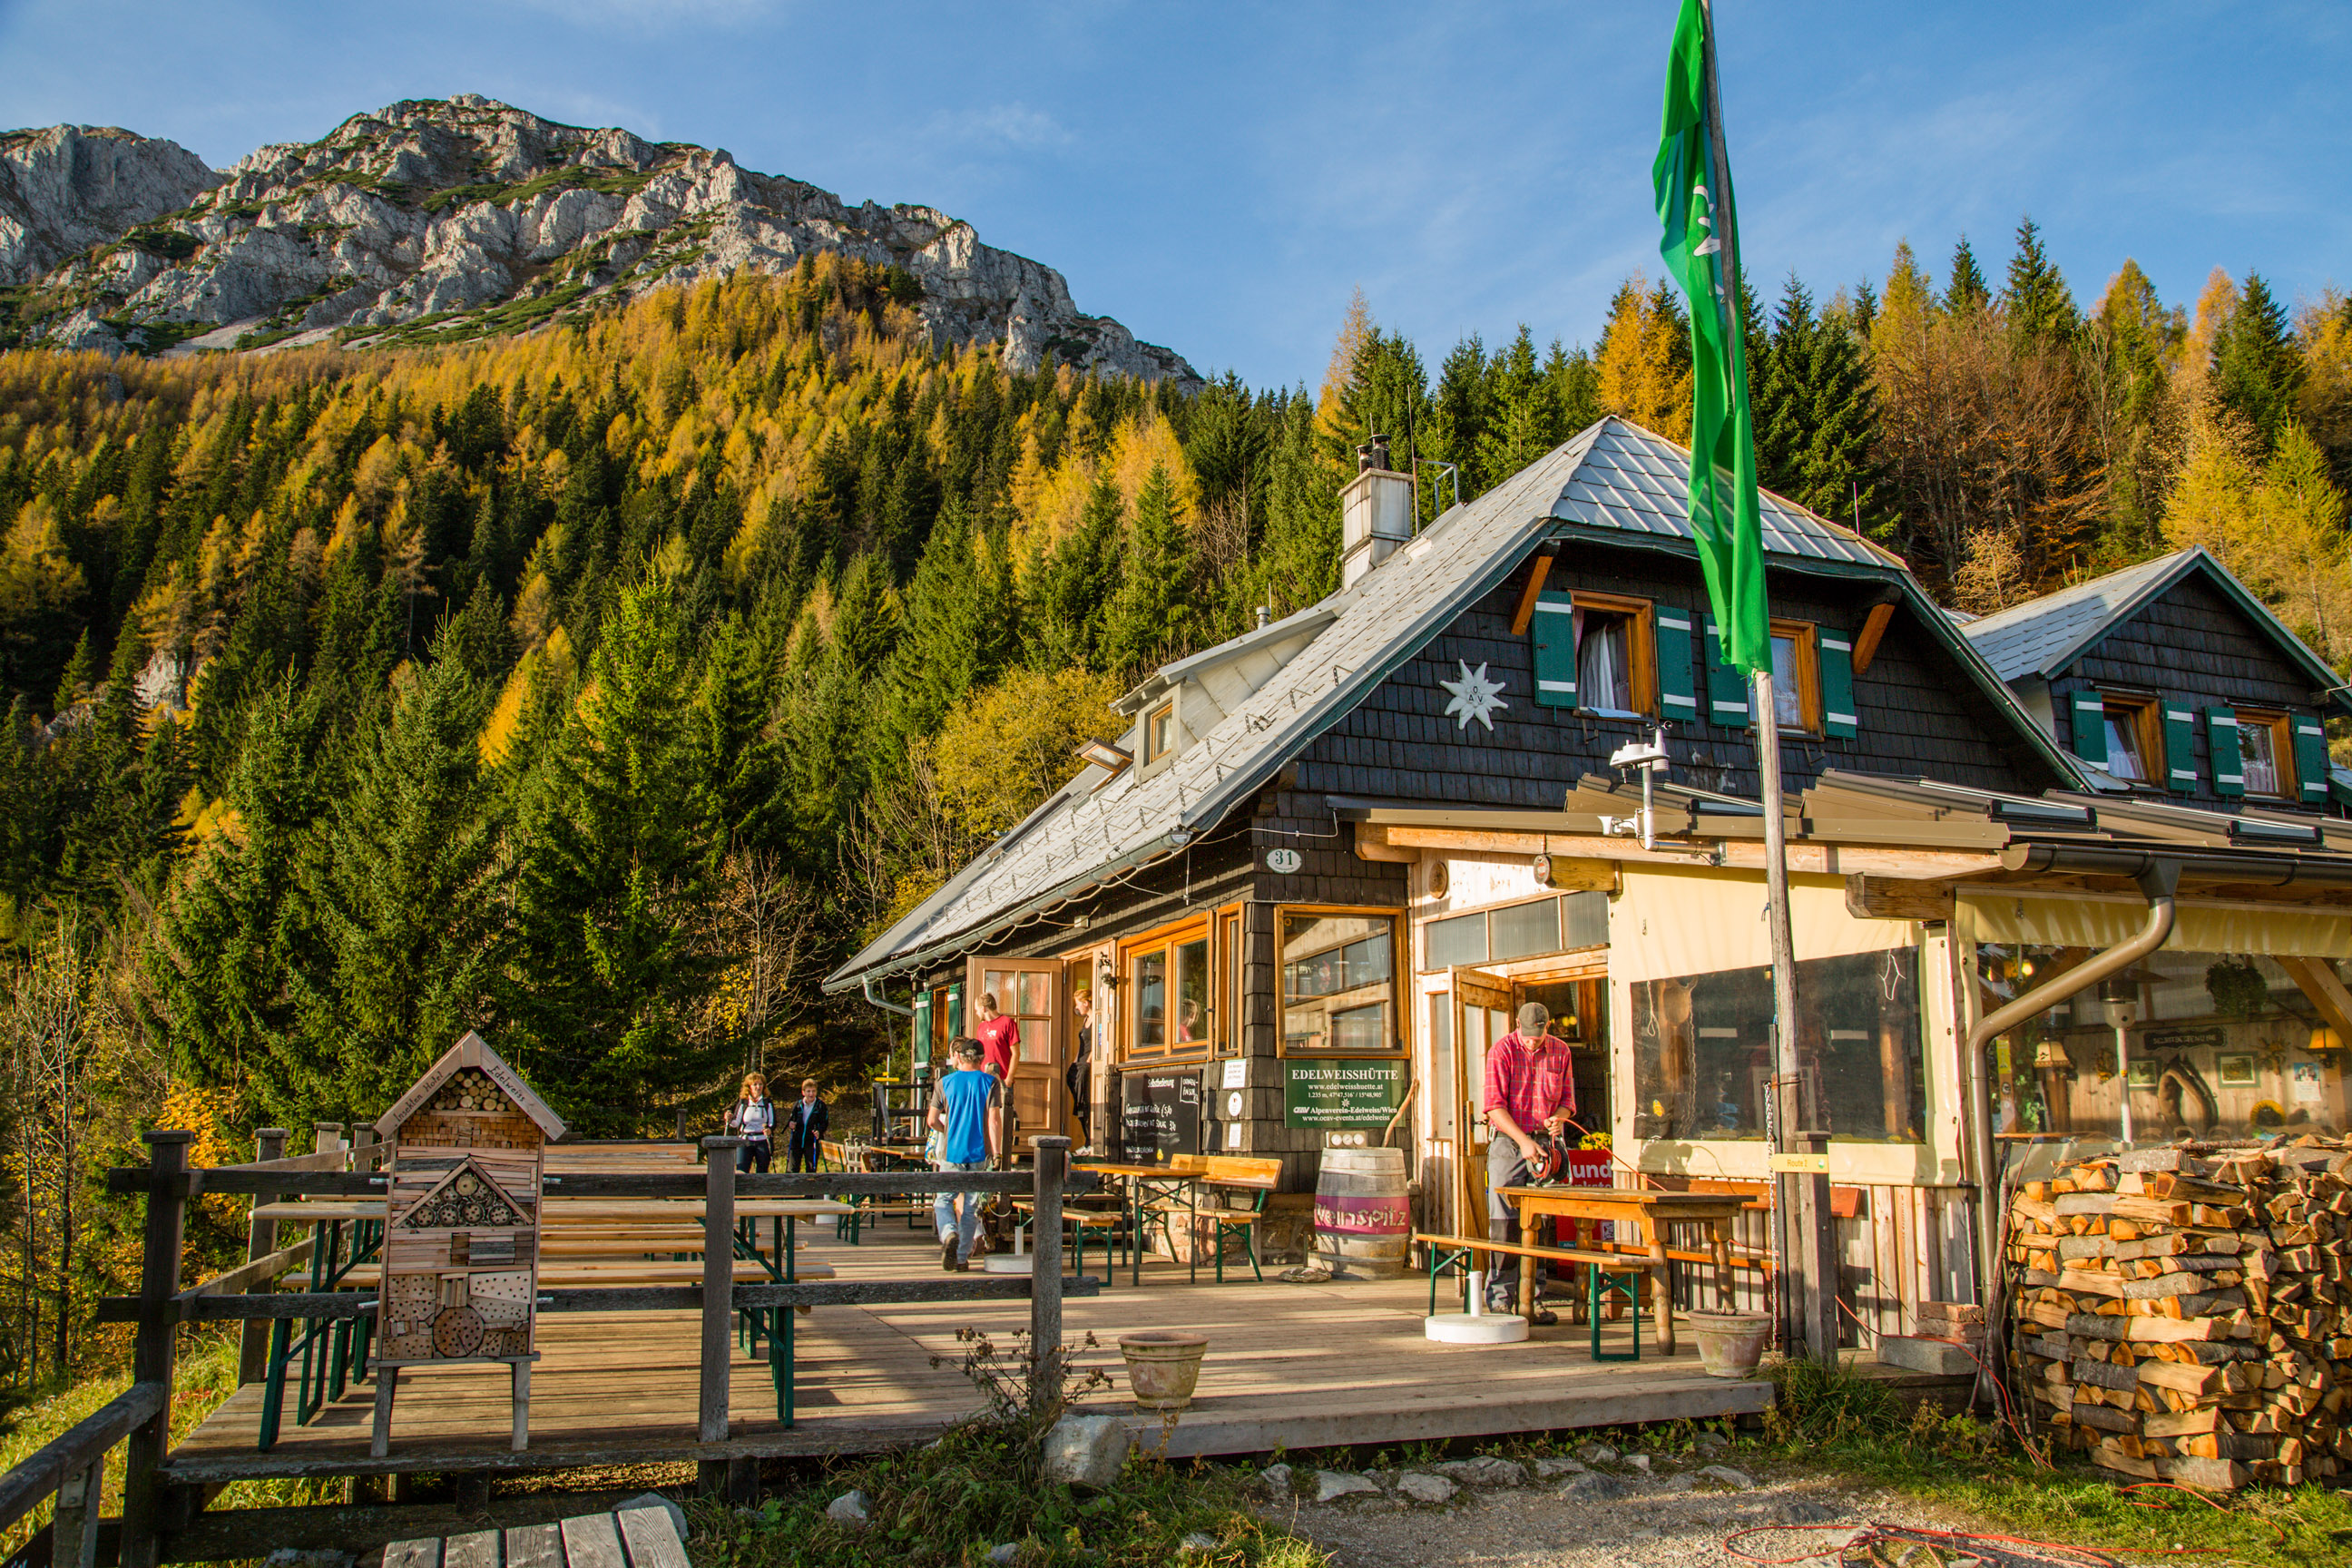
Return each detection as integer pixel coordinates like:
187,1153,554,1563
726,1072,778,1173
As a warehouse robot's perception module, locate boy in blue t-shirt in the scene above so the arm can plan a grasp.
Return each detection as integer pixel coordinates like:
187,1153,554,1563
926,1038,1004,1269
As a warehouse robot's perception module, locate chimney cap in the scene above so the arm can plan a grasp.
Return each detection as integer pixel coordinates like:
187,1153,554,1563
1357,433,1393,474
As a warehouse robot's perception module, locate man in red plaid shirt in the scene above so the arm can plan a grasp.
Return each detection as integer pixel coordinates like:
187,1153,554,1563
1483,1001,1576,1318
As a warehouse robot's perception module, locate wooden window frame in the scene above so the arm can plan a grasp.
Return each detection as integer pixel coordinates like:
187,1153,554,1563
1142,701,1175,765
1116,912,1213,1065
1416,892,1608,974
1570,591,1658,719
1274,903,1407,1059
1769,619,1822,735
2095,690,2164,789
1213,903,1247,1059
2235,708,2296,799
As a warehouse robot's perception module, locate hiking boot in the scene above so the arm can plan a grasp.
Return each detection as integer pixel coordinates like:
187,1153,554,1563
941,1236,959,1270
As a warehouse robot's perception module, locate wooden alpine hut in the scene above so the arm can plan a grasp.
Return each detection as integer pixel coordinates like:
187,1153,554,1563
368,1030,566,1455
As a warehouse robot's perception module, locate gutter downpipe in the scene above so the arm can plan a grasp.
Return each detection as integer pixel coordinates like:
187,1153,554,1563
1961,858,2179,1398
863,974,914,1085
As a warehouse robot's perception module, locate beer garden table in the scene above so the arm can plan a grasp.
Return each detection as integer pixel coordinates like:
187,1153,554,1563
1496,1186,1749,1354
1071,1161,1204,1285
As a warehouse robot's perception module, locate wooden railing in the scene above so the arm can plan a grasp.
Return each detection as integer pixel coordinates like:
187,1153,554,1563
7,1131,1093,1567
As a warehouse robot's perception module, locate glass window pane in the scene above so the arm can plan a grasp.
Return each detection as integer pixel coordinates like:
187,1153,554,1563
2104,713,2145,780
1426,911,1487,969
1632,947,1925,1142
1427,996,1455,1142
1562,891,1609,950
1133,952,1165,1051
1491,898,1562,962
1281,911,1396,1054
2242,723,2280,795
1770,635,1804,727
1331,1002,1387,1052
1222,916,1242,1050
1577,611,1633,714
1174,938,1209,1044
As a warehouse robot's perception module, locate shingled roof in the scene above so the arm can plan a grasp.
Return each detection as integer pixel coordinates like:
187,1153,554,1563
825,417,2063,991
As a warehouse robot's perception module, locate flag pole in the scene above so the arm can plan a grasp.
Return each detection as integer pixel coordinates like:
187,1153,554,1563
1695,0,1835,1365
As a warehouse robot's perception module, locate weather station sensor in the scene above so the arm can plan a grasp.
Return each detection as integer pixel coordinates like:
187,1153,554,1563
1606,726,1673,851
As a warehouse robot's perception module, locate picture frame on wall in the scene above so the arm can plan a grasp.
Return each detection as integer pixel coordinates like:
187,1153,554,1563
2217,1053,2259,1088
2126,1059,2158,1090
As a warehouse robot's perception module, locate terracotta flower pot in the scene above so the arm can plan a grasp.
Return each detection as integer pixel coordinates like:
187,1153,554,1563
1685,1310,1772,1378
1118,1331,1209,1411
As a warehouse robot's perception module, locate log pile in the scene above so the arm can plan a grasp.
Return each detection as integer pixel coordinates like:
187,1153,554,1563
2005,1136,2351,1489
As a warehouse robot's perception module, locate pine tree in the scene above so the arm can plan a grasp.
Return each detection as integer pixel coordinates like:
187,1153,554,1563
1024,476,1123,671
1426,337,1491,500
506,573,730,1132
294,657,506,1118
2213,273,2304,453
1754,274,1818,498
2002,216,2077,344
1945,237,1990,315
51,631,93,714
1100,464,1196,679
693,612,787,854
1476,327,1563,483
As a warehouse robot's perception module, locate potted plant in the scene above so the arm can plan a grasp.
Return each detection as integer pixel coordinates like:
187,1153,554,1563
1117,1330,1209,1411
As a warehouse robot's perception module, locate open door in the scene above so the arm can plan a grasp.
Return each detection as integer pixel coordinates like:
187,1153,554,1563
1451,968,1514,1240
1063,955,1096,1143
967,957,1060,1158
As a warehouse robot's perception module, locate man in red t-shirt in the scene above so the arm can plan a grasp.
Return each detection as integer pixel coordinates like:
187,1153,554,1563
1482,1001,1576,1318
974,993,1021,1159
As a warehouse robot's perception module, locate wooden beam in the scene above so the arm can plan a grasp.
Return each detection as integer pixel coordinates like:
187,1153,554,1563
1845,875,1956,923
1536,857,1621,894
1508,552,1555,636
1851,601,1897,675
1352,825,1416,863
1372,823,2003,880
2276,956,2352,1047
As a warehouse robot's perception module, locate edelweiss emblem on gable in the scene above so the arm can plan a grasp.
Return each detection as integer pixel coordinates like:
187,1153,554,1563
1439,661,1509,732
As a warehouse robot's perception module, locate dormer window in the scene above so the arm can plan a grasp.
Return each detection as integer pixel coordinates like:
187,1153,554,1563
1143,702,1174,764
2095,692,2161,786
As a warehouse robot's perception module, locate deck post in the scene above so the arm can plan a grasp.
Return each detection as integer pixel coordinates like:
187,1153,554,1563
1029,1136,1069,1412
312,1121,343,1158
698,1136,743,1496
121,1130,191,1568
239,1128,289,1384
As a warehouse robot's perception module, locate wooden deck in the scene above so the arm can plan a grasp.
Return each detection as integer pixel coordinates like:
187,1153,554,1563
162,1221,1771,1483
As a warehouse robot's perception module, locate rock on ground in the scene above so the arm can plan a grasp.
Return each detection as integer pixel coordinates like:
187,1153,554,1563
1041,1414,1132,1491
1432,1456,1528,1487
825,1490,870,1528
1531,1457,1587,1479
1395,1472,1458,1504
1258,1464,1293,1494
1313,1469,1383,1503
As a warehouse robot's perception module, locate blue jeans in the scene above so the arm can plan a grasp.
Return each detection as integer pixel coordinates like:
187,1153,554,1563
934,1160,986,1261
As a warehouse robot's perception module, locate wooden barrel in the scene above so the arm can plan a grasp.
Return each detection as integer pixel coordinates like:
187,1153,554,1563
1313,1147,1410,1277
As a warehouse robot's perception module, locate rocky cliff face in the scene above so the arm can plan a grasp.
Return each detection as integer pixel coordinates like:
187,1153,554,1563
4,96,1193,381
0,125,219,282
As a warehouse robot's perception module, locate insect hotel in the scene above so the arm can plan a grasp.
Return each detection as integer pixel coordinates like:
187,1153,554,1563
368,1031,566,1456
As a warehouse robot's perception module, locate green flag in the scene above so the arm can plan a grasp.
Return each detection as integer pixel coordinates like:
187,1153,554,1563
1653,0,1768,675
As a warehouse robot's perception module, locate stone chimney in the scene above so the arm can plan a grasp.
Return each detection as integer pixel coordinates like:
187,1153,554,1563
1339,435,1414,589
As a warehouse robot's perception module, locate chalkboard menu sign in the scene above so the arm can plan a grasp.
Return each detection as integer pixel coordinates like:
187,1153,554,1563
1119,1069,1203,1164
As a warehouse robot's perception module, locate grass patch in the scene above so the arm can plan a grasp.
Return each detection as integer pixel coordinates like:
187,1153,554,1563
0,1334,342,1560
416,166,659,215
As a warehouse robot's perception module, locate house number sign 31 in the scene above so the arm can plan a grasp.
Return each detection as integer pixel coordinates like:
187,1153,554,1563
1265,848,1303,874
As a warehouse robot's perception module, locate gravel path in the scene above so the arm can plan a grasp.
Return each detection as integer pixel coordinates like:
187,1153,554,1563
1253,1455,1981,1568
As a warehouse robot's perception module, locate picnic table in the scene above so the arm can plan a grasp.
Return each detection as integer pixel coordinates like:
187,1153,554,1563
1072,1161,1204,1285
1496,1186,1749,1353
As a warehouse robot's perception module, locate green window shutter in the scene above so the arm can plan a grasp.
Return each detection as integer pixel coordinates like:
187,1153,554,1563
2205,706,2243,798
2066,691,2107,768
2293,715,2329,802
1531,591,1576,709
1655,609,1699,725
1818,630,1857,739
2162,703,2198,793
911,992,933,1074
1701,614,1751,729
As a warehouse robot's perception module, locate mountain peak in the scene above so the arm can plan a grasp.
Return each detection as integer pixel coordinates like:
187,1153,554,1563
2,96,1193,381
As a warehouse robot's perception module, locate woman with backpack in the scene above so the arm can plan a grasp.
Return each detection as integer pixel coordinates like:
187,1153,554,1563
725,1072,779,1173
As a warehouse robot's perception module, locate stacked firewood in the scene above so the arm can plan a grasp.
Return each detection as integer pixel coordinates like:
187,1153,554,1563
2005,1136,2351,1489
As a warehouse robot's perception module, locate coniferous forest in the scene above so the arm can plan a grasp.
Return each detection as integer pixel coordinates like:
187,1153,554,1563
3,222,2351,1388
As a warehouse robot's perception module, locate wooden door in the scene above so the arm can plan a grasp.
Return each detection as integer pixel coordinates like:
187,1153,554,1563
967,957,1060,1155
1451,967,1514,1240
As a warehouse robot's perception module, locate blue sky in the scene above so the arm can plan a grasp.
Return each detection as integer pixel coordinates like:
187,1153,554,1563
4,0,2347,386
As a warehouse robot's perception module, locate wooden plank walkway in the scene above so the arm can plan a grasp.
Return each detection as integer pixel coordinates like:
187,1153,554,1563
162,1227,1770,1483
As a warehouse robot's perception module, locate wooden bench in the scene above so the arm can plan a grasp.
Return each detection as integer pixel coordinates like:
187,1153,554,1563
386,1497,688,1568
1012,1200,1131,1279
1412,1231,1662,1359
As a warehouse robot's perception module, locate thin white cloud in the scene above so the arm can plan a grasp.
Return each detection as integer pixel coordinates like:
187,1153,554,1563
926,103,1073,153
